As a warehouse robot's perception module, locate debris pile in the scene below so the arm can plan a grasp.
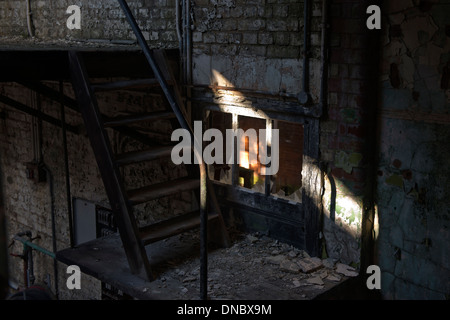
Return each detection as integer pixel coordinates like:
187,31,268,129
153,232,359,300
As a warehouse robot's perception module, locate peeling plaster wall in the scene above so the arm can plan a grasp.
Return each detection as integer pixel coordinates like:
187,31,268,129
376,0,450,299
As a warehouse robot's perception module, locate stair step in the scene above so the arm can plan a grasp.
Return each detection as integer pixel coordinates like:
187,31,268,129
139,210,219,245
128,178,199,205
115,146,173,165
92,78,174,92
103,111,175,127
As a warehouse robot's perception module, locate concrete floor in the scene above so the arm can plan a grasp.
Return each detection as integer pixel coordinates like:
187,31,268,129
57,230,354,300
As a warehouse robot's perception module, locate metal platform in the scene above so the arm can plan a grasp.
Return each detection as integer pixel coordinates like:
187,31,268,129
56,233,201,300
0,42,179,82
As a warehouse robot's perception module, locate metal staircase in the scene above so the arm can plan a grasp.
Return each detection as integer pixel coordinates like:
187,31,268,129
68,0,229,299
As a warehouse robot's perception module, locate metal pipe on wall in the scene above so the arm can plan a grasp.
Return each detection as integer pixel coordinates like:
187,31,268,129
0,164,8,299
182,0,193,123
176,0,183,52
182,0,205,299
26,0,35,37
181,0,187,84
318,0,330,257
59,81,74,248
185,0,192,85
41,165,59,299
13,234,56,259
299,0,311,104
320,0,329,117
36,92,43,162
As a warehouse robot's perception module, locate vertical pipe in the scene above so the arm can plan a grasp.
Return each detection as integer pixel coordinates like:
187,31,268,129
199,168,207,300
60,81,74,248
318,0,330,257
299,0,311,104
31,91,38,162
175,0,182,50
0,163,7,299
26,0,34,37
36,92,43,162
186,0,192,85
264,119,273,196
303,0,311,93
23,243,29,287
176,0,184,89
231,114,239,187
320,0,329,114
27,244,34,286
181,0,187,84
185,0,192,123
42,166,59,299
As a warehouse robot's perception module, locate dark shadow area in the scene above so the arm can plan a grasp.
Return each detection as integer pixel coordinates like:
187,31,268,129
314,275,381,300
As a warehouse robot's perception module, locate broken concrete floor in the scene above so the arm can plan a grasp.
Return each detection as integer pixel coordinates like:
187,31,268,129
58,229,358,300
148,231,357,300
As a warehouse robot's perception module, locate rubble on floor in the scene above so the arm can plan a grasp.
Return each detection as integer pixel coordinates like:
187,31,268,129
150,231,358,300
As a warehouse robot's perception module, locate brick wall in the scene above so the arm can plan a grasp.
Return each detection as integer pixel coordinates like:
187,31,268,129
0,0,178,48
0,80,190,299
0,82,104,299
320,0,379,267
192,0,323,98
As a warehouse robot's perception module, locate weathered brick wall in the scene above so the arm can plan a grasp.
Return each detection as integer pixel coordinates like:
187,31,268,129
0,80,188,299
0,82,104,299
376,0,450,299
3,0,446,300
0,0,178,48
320,0,376,268
192,0,323,98
191,1,370,266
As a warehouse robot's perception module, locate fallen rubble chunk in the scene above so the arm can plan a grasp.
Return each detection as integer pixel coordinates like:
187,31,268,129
280,260,301,273
325,273,342,282
307,276,324,286
247,234,259,243
265,255,287,265
322,258,336,269
292,280,302,288
182,276,197,283
335,263,359,277
297,257,323,273
299,250,310,258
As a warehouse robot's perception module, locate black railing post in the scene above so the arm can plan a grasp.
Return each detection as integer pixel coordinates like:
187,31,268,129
117,0,209,300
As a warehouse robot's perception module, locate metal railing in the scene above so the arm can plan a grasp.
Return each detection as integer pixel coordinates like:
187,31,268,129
117,0,209,300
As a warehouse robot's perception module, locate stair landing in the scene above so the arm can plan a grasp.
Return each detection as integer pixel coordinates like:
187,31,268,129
56,232,201,300
56,232,352,300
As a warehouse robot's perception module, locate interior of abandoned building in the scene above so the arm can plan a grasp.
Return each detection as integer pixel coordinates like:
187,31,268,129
0,0,448,301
